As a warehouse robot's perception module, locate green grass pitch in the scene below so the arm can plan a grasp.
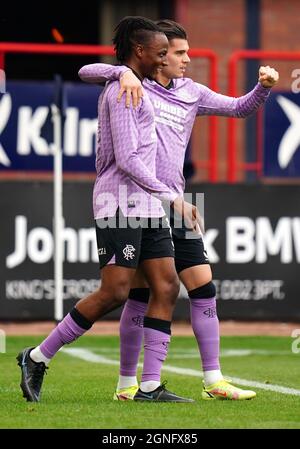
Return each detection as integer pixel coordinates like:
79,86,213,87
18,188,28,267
1,335,300,429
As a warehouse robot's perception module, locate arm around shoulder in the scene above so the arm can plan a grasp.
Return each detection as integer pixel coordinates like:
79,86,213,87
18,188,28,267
78,63,130,84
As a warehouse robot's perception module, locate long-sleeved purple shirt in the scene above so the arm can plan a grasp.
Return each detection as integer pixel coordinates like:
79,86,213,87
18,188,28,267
79,66,178,219
79,64,270,203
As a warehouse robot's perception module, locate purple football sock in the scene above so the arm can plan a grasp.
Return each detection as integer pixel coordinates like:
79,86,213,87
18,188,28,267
190,297,220,371
39,313,88,359
119,299,147,376
141,326,171,382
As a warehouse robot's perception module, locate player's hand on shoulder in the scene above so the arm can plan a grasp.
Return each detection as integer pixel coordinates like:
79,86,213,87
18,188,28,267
258,65,279,88
117,70,144,108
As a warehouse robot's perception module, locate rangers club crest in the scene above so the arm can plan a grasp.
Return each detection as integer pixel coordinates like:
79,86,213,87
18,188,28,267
123,244,136,260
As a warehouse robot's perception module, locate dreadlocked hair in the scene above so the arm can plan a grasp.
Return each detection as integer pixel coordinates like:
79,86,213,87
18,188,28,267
113,16,163,63
155,19,187,41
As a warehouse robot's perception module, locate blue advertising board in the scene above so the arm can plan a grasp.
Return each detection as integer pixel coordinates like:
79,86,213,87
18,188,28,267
264,91,300,177
0,81,103,172
0,80,195,179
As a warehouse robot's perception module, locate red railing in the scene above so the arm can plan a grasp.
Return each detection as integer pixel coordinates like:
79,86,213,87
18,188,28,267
0,43,219,182
188,48,218,182
227,50,300,183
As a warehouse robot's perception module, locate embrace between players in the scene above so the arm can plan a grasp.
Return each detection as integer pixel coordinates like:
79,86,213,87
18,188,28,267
17,16,278,403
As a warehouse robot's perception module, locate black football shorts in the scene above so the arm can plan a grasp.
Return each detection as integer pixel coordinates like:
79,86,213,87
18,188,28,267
95,209,174,269
167,205,210,273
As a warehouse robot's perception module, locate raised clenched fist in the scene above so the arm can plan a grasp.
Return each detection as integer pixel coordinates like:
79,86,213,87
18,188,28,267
258,65,279,88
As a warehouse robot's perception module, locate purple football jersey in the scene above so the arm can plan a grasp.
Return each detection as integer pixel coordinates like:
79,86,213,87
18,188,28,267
145,78,270,194
79,64,270,203
79,65,178,219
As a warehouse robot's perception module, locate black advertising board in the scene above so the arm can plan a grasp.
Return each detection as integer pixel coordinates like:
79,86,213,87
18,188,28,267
0,182,299,321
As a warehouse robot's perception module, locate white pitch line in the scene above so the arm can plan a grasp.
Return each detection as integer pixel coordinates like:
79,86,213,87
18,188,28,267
61,347,300,397
220,349,291,357
62,347,120,366
69,347,292,357
165,349,292,359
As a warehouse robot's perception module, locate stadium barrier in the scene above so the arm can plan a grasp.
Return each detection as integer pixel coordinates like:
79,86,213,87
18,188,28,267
227,49,300,182
0,42,219,182
1,181,299,321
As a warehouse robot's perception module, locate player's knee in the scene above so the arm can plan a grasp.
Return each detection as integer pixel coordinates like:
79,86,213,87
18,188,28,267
188,281,216,299
114,283,131,304
160,275,180,303
102,279,130,306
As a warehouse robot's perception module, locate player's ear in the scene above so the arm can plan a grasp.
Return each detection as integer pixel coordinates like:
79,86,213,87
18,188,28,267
134,44,144,59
